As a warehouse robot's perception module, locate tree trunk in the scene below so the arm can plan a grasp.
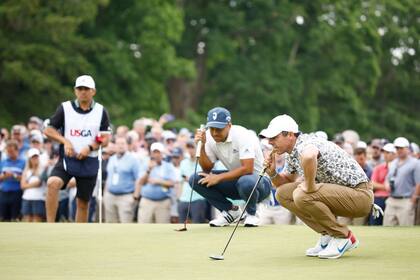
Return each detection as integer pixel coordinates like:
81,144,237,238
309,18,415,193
167,52,207,118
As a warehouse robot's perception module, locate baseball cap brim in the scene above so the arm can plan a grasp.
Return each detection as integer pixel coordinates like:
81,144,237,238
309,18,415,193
259,127,280,138
206,122,228,129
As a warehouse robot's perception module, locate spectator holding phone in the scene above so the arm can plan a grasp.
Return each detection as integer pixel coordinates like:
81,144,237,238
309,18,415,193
136,142,176,223
0,140,26,221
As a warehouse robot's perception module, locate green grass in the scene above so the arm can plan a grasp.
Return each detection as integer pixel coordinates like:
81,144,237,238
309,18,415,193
1,224,419,280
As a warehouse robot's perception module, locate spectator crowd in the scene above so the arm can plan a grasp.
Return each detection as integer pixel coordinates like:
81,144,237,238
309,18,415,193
1,115,419,226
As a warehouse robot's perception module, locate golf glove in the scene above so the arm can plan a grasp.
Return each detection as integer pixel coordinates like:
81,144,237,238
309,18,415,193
371,203,384,219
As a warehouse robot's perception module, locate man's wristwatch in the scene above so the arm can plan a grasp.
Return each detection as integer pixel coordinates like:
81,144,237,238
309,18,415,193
88,144,94,152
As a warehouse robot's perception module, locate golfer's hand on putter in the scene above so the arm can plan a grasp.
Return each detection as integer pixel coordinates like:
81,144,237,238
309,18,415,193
198,172,221,187
264,149,278,178
194,127,206,146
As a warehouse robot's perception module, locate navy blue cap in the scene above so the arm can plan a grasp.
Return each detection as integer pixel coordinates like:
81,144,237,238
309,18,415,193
171,147,183,157
206,107,231,129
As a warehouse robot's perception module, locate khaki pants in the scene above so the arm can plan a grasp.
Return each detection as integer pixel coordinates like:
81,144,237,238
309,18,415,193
137,197,171,223
103,191,135,223
383,197,415,226
276,182,373,238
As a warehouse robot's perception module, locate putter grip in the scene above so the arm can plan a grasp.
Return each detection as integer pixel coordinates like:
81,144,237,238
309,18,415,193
195,141,202,158
195,124,205,158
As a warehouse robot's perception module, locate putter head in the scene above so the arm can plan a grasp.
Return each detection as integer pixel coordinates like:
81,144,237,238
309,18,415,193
209,254,224,260
174,227,187,232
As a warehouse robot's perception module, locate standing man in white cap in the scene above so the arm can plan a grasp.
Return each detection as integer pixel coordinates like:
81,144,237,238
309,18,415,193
383,137,420,226
43,75,111,223
135,142,177,223
190,107,271,227
260,114,373,259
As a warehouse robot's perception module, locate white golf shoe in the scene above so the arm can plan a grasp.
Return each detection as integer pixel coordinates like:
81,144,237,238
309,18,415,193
209,208,243,227
318,231,359,259
244,214,259,227
305,235,332,257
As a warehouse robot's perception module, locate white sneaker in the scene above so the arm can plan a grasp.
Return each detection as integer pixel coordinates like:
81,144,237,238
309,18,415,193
244,214,259,227
318,231,359,259
209,208,242,227
306,235,332,257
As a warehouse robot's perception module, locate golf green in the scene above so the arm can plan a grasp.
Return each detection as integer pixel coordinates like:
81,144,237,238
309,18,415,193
1,224,419,280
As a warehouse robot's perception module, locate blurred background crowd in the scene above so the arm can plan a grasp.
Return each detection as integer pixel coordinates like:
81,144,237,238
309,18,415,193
1,114,419,226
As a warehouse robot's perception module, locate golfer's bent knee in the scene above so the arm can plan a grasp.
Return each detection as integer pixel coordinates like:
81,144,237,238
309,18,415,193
237,175,255,192
292,188,310,209
275,187,288,204
189,173,201,187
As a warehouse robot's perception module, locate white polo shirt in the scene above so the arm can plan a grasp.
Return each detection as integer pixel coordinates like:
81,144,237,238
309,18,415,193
205,125,263,174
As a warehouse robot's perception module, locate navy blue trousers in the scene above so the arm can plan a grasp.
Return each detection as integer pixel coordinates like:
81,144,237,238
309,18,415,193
189,170,271,215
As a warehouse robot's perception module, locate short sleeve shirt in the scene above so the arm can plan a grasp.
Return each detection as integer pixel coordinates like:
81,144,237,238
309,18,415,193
386,157,420,197
204,125,264,174
285,133,369,187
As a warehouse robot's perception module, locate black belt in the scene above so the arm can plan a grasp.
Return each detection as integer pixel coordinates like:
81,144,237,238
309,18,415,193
391,196,411,199
110,192,133,196
145,197,170,202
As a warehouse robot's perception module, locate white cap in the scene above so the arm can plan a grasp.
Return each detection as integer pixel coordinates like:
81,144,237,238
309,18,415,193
411,142,419,154
162,130,177,141
315,131,328,140
382,143,396,153
27,148,40,158
30,130,44,144
75,75,95,89
393,137,409,148
356,141,367,150
259,114,299,138
150,142,165,153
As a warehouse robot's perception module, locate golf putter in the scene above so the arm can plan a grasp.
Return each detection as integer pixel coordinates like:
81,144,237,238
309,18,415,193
175,124,205,231
210,166,267,260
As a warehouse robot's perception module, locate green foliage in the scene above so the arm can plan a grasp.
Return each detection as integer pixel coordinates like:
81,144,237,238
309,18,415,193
0,0,418,143
0,0,107,124
177,0,419,142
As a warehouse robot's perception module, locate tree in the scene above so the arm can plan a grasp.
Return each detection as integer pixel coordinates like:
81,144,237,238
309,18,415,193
82,0,195,126
0,0,107,125
174,0,419,142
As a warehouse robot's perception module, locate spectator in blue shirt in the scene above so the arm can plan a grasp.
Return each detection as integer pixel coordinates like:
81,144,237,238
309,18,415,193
136,142,176,223
0,140,26,221
104,137,140,223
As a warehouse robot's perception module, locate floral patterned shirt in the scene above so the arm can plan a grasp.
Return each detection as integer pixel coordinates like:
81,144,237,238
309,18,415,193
285,133,369,187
